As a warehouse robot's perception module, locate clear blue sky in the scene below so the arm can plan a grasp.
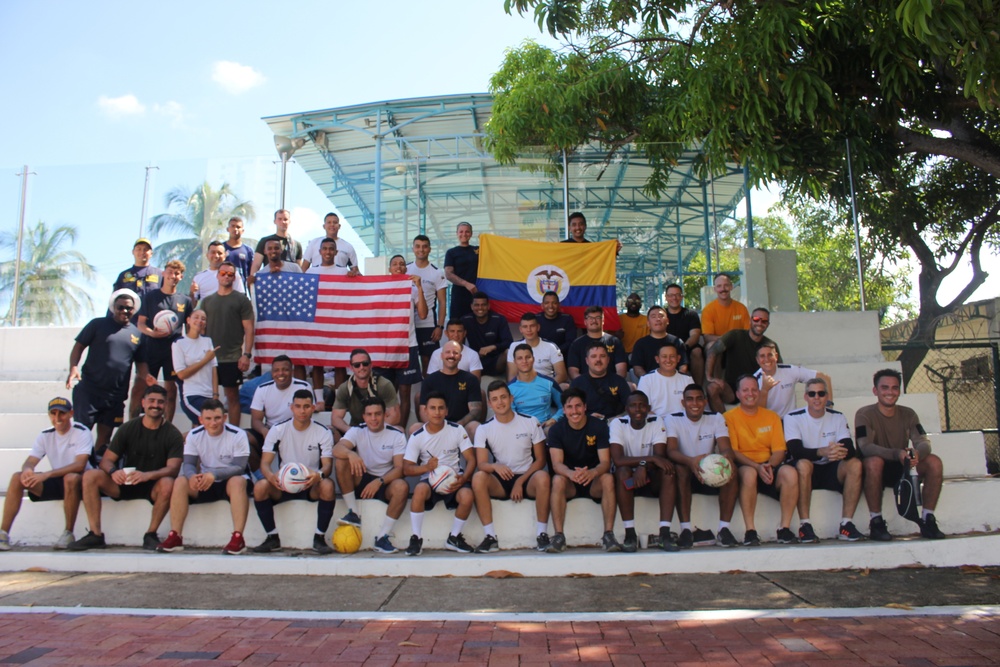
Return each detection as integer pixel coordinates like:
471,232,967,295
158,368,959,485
0,0,992,323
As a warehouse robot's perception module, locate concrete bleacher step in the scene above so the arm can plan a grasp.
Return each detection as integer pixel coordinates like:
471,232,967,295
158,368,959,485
769,311,885,365
812,361,905,403
820,393,942,433
0,327,78,381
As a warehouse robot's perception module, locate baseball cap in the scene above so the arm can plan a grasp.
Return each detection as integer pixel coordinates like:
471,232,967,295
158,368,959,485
48,397,73,412
134,238,153,249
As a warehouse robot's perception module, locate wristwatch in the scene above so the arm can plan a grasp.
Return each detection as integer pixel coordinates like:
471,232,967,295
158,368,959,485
639,460,647,467
242,352,252,358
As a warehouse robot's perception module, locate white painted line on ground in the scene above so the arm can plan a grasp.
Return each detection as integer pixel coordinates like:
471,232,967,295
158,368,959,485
0,604,997,623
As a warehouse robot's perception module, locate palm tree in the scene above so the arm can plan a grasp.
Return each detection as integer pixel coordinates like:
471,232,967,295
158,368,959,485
147,181,255,288
0,221,97,325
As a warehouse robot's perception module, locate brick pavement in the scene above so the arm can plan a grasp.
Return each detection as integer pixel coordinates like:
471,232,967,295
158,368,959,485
0,612,998,666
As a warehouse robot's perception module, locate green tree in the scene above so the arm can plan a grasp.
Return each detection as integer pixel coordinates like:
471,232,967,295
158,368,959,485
148,181,254,291
488,0,1000,381
0,221,96,325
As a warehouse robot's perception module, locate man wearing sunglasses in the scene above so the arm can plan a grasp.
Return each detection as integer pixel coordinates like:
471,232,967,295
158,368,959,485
783,378,864,543
331,349,401,435
753,342,833,417
66,289,142,458
706,307,780,413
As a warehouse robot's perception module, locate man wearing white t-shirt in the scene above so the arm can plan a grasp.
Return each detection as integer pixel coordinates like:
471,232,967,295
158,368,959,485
155,400,251,555
252,390,336,554
302,212,358,272
637,341,693,419
427,320,483,378
506,313,568,385
784,377,864,543
248,355,312,472
471,381,552,553
0,397,92,551
665,383,739,548
333,397,409,554
190,241,245,303
754,342,833,417
407,235,447,372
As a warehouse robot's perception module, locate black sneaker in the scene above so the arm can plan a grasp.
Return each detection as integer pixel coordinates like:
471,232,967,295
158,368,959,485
692,528,716,547
338,510,362,527
869,516,893,542
67,531,106,551
475,534,499,553
716,527,739,548
646,533,662,549
535,532,551,552
798,523,820,544
622,531,639,553
838,521,864,541
776,527,799,544
742,529,761,547
253,534,282,553
313,534,334,555
142,532,160,551
601,530,622,552
677,529,694,549
405,534,423,557
659,530,681,553
919,514,946,540
546,532,567,553
445,533,474,553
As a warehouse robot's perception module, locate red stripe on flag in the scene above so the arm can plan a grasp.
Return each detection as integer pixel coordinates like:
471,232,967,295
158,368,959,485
491,300,621,331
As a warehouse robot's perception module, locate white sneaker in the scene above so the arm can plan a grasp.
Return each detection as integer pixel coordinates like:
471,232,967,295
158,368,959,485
0,529,10,551
54,530,74,550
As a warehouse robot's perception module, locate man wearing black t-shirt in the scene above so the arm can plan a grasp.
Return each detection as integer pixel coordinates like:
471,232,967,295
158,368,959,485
223,216,255,287
249,209,303,284
546,387,621,553
444,221,479,321
567,306,629,379
664,283,704,383
629,306,690,378
416,341,484,440
706,308,780,413
461,293,513,376
537,291,578,358
569,342,632,420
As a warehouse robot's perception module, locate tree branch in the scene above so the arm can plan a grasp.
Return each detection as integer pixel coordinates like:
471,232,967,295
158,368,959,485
894,125,1000,178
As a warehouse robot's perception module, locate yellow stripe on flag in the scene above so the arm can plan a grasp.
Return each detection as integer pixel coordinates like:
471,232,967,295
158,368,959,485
477,235,617,285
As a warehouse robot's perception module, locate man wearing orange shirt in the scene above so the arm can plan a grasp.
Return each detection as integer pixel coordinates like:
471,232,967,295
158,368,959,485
700,273,750,345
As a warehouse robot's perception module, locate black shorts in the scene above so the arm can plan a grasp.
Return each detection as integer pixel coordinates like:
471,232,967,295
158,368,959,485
145,345,175,380
111,479,158,503
273,489,320,504
879,459,907,489
375,346,422,386
27,477,68,502
568,480,602,504
689,477,721,496
751,462,792,501
812,462,844,492
491,471,537,500
353,472,391,504
217,361,244,388
73,381,126,429
620,467,663,498
416,327,438,357
245,429,265,452
190,480,249,504
422,480,471,511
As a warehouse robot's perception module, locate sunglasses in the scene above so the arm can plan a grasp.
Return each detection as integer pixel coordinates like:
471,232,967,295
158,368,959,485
806,390,828,398
351,360,372,368
218,271,236,277
751,316,769,323
115,305,134,312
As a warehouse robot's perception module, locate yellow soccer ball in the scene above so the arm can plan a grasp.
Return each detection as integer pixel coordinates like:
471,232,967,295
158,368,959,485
332,524,362,554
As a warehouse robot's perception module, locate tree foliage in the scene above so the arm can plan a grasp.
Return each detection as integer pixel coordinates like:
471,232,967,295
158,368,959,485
0,221,96,325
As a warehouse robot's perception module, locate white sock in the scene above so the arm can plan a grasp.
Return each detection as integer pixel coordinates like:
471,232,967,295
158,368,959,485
343,492,357,513
410,511,424,537
623,520,635,529
483,523,496,537
537,522,548,535
681,522,692,531
800,520,811,527
380,516,396,537
659,521,671,529
870,512,882,520
922,509,934,520
841,517,852,526
451,517,466,536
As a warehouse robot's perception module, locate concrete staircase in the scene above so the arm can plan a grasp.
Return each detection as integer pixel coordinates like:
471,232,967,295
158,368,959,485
1,317,997,575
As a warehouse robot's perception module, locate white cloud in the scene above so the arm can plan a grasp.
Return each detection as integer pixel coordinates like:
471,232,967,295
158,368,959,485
212,60,265,94
153,100,187,128
96,94,146,118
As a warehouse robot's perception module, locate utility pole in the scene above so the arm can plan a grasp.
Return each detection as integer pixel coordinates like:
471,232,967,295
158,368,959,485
11,165,36,327
139,165,159,238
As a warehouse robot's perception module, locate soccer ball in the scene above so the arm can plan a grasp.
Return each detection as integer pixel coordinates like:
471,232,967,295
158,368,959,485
277,462,311,494
428,465,458,493
698,454,734,488
333,524,362,553
152,310,180,334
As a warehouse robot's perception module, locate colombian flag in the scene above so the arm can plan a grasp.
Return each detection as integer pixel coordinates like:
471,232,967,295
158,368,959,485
476,234,620,331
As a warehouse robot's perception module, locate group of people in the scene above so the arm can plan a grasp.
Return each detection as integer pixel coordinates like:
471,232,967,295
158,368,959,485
0,212,948,555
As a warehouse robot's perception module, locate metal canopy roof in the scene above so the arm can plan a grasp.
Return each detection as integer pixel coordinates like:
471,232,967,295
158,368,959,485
262,93,747,302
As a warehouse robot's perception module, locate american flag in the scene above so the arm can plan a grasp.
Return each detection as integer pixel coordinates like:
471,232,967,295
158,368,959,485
254,272,412,367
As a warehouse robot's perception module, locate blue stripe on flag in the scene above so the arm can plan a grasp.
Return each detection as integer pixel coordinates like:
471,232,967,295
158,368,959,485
477,278,616,308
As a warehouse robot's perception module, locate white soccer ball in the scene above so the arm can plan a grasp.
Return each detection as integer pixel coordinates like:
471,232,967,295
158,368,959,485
277,462,311,494
152,310,180,335
428,465,458,493
698,453,734,488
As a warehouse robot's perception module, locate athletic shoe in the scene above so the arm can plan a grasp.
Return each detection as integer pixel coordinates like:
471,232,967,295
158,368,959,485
838,522,863,542
142,532,160,551
405,534,423,557
475,535,500,553
253,534,282,553
692,528,716,547
798,523,820,544
156,530,184,553
869,516,893,542
0,530,10,551
742,529,761,547
776,527,799,544
54,530,74,550
716,527,739,548
677,529,694,550
535,532,551,552
601,530,622,552
312,534,334,555
547,532,567,553
919,515,946,540
373,534,398,554
223,531,246,555
659,530,681,553
68,531,106,551
646,533,662,549
338,510,362,527
445,533,474,553
622,531,639,553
